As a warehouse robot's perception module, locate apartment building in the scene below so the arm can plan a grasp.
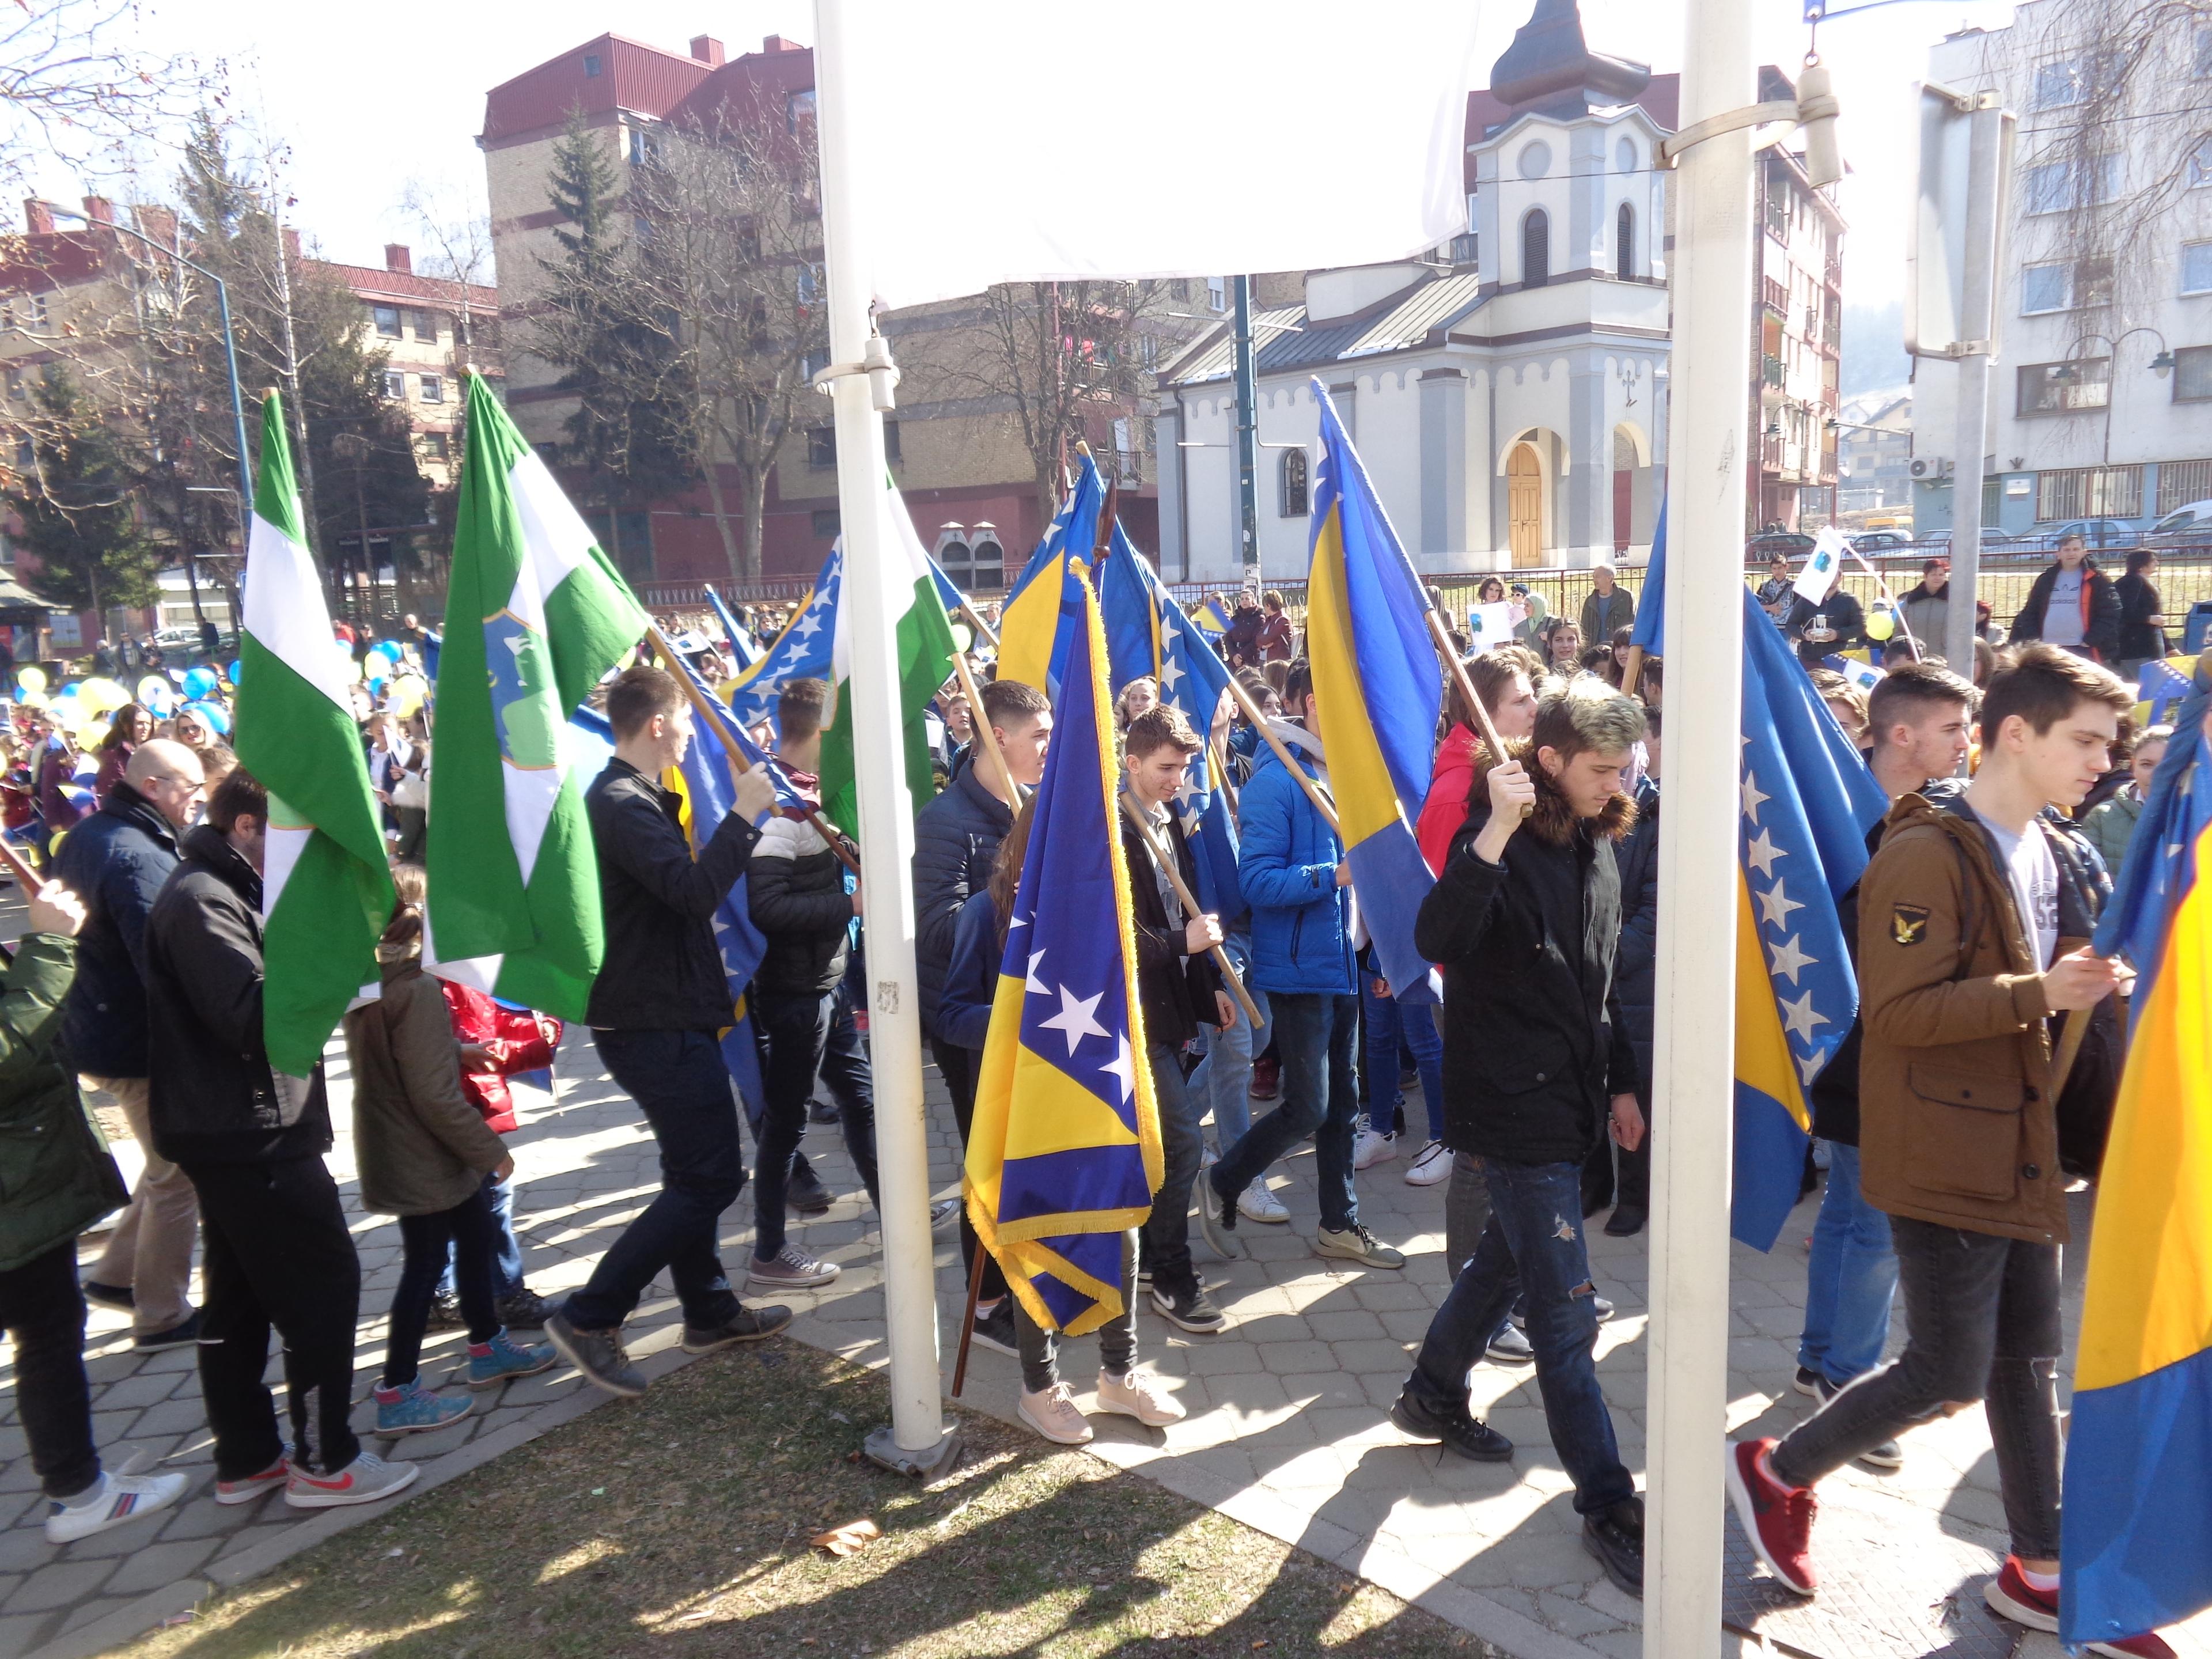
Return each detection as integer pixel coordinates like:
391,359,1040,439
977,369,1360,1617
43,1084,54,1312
1753,109,1846,532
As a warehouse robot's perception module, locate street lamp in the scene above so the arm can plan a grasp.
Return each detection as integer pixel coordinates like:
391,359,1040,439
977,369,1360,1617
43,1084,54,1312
35,203,253,517
2054,326,2173,470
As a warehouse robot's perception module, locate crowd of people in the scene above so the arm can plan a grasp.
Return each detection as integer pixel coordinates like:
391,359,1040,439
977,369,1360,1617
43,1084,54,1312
0,539,2190,1652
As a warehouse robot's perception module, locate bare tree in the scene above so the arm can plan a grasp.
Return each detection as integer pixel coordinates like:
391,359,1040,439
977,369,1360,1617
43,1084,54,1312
401,176,496,358
0,0,216,195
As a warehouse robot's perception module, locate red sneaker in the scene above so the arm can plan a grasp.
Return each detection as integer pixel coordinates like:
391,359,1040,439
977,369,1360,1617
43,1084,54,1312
1983,1558,2176,1658
1724,1438,1817,1595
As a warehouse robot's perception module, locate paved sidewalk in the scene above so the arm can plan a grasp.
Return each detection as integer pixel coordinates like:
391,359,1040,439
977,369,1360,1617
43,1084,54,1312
2,1027,2206,1659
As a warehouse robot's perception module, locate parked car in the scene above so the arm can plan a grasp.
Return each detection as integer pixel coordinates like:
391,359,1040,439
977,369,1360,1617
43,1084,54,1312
2037,517,2141,552
2147,499,2212,544
1747,531,1816,560
1850,531,1916,553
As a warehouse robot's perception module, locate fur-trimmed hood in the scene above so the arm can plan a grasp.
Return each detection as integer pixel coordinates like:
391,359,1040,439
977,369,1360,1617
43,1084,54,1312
1467,738,1637,848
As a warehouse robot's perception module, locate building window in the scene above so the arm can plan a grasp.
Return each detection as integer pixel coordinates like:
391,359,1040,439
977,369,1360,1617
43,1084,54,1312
807,426,835,468
1615,203,1634,280
2191,137,2212,190
372,304,402,338
786,89,816,132
415,310,438,342
1522,209,1550,289
584,54,602,77
535,441,562,468
1207,276,1228,312
1279,446,1309,517
2175,346,2212,403
3,368,22,402
2022,257,2113,313
884,418,902,463
419,374,444,404
2026,155,2122,214
2033,60,2085,109
422,433,449,460
2016,357,2109,416
2039,465,2142,520
2184,241,2212,295
381,370,406,399
812,508,840,538
12,437,32,471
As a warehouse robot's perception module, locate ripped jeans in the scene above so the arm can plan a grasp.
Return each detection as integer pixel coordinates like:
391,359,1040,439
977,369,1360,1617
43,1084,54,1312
1407,1155,1634,1515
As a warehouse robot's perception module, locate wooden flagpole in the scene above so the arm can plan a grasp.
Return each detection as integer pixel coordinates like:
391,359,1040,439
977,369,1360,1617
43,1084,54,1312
946,645,1022,810
1420,607,1529,821
1119,793,1263,1028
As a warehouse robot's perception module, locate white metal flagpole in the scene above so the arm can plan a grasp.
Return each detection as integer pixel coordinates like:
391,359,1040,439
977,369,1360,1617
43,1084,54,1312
1647,0,1755,1645
812,0,956,1476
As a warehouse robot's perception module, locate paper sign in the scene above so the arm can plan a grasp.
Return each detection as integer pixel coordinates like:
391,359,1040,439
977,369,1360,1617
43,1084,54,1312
1793,528,1848,606
1464,603,1516,653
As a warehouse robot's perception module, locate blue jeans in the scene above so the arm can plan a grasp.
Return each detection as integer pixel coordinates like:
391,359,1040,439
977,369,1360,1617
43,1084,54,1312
1408,1157,1634,1515
1139,1042,1205,1296
1360,974,1444,1141
1211,991,1359,1234
1189,934,1270,1150
438,1169,524,1301
564,1029,744,1331
1797,1141,1898,1386
388,1184,502,1387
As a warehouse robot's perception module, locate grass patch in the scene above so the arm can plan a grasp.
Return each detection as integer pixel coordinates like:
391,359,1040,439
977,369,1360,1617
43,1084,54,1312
116,1343,1499,1658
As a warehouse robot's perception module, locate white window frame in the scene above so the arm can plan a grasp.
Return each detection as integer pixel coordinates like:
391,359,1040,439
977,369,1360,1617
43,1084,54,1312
381,370,406,400
419,373,444,404
2183,240,2212,296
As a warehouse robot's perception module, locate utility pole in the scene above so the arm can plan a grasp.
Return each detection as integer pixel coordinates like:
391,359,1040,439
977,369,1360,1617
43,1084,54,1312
1944,96,2005,677
1232,274,1260,588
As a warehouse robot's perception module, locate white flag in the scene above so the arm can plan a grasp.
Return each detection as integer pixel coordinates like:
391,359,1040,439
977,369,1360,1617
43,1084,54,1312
1793,527,1849,606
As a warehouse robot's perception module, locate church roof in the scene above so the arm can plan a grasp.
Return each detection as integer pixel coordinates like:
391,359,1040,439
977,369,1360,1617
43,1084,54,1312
1163,272,1487,387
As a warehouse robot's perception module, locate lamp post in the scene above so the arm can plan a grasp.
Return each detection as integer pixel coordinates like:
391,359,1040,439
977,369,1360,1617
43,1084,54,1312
1169,307,1304,585
2053,327,2175,472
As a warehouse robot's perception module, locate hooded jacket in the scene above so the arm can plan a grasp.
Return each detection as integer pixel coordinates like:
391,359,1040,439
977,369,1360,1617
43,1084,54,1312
1416,723,1484,877
0,933,126,1273
346,942,510,1216
54,780,179,1080
2007,559,2122,660
1855,791,2092,1243
911,763,1014,1037
1415,743,1638,1166
748,806,855,998
1236,723,1355,997
1120,797,1225,1050
439,979,560,1135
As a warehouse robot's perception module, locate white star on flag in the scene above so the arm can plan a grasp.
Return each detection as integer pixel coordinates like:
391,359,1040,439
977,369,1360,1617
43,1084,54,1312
791,606,824,642
1778,987,1828,1043
1039,984,1109,1056
1766,934,1817,984
1157,649,1186,697
1745,828,1787,878
1741,772,1771,823
1756,879,1805,931
1024,949,1049,994
1099,1036,1137,1104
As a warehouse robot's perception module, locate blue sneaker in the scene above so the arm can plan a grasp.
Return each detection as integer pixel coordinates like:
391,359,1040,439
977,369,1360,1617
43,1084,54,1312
373,1377,473,1436
468,1328,557,1389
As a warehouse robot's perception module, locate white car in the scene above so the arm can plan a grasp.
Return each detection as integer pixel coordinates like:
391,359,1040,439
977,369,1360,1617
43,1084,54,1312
2149,499,2212,543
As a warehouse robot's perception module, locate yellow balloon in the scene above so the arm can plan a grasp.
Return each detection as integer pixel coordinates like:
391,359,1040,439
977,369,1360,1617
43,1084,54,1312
16,666,47,695
386,676,427,718
137,675,170,706
18,691,46,710
1865,611,1895,642
77,677,127,716
75,718,109,747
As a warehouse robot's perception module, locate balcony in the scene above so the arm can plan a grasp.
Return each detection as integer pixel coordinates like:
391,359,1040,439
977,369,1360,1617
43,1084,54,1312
1762,354,1786,388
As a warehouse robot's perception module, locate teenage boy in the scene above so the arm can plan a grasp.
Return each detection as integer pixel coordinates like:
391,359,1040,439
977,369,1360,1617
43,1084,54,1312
1204,660,1403,1271
912,676,1051,1355
549,668,788,1398
1120,706,1234,1334
747,679,862,1292
1388,679,1648,1595
1792,660,1976,1467
1728,646,2175,1658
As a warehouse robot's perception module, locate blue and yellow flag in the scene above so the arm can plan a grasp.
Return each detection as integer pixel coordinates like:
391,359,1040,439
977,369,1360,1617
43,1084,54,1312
994,465,1099,697
1301,380,1441,998
965,568,1161,1335
2065,664,2212,1646
1099,524,1243,918
1635,506,1888,1248
725,546,840,733
1191,593,1234,640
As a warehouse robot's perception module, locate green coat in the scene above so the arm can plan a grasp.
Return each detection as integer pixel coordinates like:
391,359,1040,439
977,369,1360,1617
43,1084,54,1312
2080,790,2143,876
0,934,126,1272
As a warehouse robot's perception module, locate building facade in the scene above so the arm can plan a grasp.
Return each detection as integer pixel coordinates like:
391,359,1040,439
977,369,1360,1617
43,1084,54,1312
1752,111,1846,532
1836,388,1913,517
1915,2,2212,536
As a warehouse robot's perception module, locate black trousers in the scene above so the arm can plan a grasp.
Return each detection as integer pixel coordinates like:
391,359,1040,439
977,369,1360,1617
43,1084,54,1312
183,1156,363,1480
930,1035,1006,1304
0,1238,99,1498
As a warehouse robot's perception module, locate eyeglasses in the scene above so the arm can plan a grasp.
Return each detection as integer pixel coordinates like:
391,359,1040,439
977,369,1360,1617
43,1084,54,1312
143,772,204,795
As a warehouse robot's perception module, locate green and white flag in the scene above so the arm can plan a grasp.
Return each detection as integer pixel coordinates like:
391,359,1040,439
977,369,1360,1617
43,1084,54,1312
424,376,647,1020
236,391,395,1077
819,474,961,836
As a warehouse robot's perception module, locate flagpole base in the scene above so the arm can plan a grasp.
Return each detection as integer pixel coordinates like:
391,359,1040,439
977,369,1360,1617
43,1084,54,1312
863,1424,961,1481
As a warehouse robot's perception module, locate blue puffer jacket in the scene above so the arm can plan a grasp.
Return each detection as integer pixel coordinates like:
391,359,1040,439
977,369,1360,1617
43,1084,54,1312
1236,729,1354,996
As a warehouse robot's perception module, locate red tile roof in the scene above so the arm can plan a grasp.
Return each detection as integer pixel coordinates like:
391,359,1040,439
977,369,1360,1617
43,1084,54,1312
308,259,497,308
480,32,814,148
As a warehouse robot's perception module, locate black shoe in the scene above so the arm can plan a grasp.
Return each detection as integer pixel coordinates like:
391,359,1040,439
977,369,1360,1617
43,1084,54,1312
681,1302,793,1354
1150,1281,1226,1334
929,1198,960,1232
1792,1365,1824,1397
1388,1388,1514,1463
808,1097,839,1125
969,1299,1018,1357
545,1309,646,1398
1810,1376,1904,1468
494,1288,553,1330
787,1171,833,1217
1604,1205,1646,1237
1582,1495,1644,1597
83,1279,135,1312
1195,1171,1243,1261
134,1309,202,1351
427,1290,466,1332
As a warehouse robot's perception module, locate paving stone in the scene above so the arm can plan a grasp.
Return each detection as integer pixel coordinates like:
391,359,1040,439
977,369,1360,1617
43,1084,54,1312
100,1535,222,1597
2,1556,114,1612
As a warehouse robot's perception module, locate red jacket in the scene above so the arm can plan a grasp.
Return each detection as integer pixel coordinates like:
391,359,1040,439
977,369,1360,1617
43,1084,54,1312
1416,723,1486,876
438,980,560,1134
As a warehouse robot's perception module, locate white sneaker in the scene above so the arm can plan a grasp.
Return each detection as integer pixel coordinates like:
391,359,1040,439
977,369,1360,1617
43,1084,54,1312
1238,1179,1289,1224
1017,1382,1093,1444
1404,1139,1450,1186
44,1469,188,1543
1353,1126,1398,1170
1200,1144,1218,1171
1096,1368,1186,1427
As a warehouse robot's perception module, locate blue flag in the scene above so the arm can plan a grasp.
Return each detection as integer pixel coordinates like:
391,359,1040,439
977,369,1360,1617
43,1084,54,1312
1301,380,1441,998
727,547,841,734
1099,528,1243,918
996,463,1101,697
702,585,760,672
965,567,1161,1335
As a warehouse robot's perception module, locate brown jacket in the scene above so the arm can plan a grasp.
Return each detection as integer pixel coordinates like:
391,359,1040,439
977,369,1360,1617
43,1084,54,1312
344,947,507,1217
1857,792,2077,1244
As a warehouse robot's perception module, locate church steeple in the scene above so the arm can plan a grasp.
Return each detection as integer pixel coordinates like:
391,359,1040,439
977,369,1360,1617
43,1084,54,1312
1489,0,1652,117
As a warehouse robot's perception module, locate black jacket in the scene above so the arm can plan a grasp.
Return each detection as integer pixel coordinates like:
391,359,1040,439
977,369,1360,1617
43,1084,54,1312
1612,774,1660,1085
143,824,332,1165
2113,572,2165,662
1786,589,1866,656
55,782,179,1080
1119,801,1224,1052
583,758,761,1031
2008,560,2122,660
748,812,854,998
1414,748,1638,1167
911,765,1013,1037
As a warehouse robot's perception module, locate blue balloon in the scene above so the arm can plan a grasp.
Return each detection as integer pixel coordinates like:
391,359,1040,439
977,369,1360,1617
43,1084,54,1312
183,666,217,699
185,700,230,736
52,682,80,700
228,659,243,684
372,640,403,664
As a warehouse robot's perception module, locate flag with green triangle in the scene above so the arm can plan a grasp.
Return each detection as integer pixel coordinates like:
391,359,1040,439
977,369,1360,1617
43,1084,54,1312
424,376,647,1018
818,473,960,836
236,390,395,1077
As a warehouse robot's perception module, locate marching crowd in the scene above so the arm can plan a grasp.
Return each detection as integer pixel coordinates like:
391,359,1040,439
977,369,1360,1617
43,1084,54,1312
0,541,2189,1652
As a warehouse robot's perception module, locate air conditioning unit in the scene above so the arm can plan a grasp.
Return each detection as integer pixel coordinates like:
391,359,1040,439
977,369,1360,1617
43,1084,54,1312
1908,456,1955,480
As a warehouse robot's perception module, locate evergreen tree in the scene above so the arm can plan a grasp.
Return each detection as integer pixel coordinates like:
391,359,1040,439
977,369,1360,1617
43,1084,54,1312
4,367,164,621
